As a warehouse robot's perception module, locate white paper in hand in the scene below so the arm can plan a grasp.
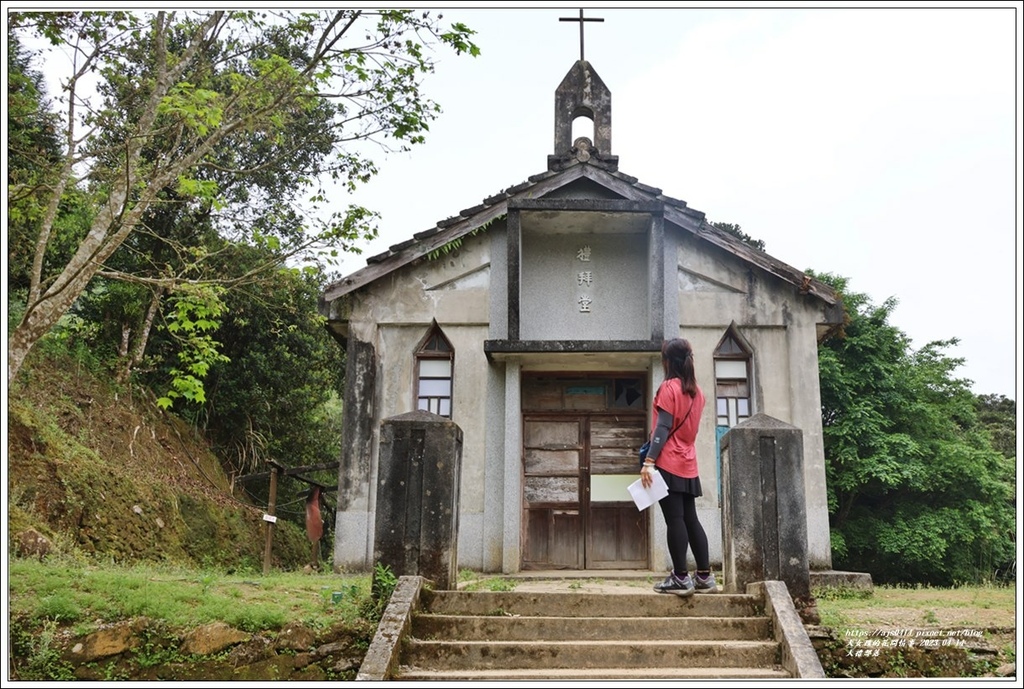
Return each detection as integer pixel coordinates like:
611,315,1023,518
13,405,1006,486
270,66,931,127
628,470,669,511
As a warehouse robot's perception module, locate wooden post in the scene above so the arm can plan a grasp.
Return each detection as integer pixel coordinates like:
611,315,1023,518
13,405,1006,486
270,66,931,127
262,461,281,576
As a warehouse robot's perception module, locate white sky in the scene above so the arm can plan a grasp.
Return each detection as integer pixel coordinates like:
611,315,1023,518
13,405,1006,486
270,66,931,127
336,3,1022,401
6,3,1020,400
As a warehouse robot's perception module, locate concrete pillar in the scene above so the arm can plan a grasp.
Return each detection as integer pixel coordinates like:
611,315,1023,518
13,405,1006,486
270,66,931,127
333,335,377,570
374,410,463,590
502,359,522,573
720,413,811,599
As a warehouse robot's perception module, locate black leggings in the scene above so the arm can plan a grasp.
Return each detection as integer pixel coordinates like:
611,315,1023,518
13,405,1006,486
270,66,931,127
658,490,710,575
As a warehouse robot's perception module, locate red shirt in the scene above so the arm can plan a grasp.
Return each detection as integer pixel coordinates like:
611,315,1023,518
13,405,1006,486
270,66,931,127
650,378,705,479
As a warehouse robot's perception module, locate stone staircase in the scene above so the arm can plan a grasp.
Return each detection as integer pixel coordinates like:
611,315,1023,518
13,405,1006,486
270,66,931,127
357,576,824,680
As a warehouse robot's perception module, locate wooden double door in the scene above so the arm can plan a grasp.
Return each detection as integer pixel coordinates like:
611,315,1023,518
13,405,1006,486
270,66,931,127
521,412,649,570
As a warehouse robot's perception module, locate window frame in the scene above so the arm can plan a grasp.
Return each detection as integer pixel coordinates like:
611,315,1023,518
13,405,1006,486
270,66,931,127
413,322,454,419
713,326,753,429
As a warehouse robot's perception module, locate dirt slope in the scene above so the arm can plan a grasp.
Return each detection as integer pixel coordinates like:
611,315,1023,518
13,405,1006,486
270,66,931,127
7,349,309,568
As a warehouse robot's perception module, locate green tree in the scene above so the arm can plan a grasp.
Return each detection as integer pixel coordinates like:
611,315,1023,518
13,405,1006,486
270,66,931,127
815,272,1015,585
711,221,766,252
974,394,1016,461
153,259,345,476
6,31,81,294
7,10,478,383
128,253,346,538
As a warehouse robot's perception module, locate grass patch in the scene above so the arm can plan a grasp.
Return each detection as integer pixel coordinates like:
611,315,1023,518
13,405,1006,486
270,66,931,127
8,556,373,637
815,583,1015,629
457,572,518,592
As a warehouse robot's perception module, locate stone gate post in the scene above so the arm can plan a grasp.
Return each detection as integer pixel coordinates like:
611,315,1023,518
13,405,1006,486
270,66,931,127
374,410,463,590
720,413,811,599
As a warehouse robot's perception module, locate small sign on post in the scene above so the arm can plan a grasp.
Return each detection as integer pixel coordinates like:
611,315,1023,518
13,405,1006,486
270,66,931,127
262,460,282,575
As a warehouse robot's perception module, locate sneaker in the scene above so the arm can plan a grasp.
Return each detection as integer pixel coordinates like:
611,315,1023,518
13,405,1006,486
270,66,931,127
694,572,719,593
653,572,695,597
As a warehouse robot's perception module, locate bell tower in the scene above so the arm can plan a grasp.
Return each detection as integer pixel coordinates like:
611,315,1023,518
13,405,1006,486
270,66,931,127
549,11,618,171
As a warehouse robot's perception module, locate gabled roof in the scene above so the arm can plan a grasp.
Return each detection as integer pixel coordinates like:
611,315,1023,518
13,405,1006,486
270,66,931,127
321,158,839,309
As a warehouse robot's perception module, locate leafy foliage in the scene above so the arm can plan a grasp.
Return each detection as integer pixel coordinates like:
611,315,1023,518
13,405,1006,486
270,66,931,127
6,33,80,292
815,272,1015,585
974,394,1016,461
7,9,479,384
160,262,345,475
364,562,398,622
156,284,231,408
711,221,766,251
8,9,478,545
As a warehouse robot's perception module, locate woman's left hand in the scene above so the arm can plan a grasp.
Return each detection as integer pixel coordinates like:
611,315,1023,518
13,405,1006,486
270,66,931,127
640,464,655,488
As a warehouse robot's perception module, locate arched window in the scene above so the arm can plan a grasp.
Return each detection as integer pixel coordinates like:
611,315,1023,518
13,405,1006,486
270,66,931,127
713,325,753,429
414,322,454,418
712,324,754,501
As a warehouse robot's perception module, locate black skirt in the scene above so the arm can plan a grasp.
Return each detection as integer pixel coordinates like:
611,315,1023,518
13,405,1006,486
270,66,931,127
657,467,703,498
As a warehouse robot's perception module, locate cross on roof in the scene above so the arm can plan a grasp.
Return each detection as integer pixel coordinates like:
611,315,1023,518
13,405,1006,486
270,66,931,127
559,9,604,62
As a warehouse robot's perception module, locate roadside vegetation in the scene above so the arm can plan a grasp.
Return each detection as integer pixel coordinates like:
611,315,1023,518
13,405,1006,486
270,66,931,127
7,557,402,681
812,583,1015,678
7,557,1016,680
7,559,372,636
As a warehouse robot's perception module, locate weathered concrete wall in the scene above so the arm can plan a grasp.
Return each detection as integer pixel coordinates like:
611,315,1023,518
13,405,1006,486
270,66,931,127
333,232,493,571
783,307,833,571
520,229,647,340
329,214,835,574
373,324,490,556
333,335,377,572
488,229,508,340
673,235,833,570
477,361,506,572
501,360,523,573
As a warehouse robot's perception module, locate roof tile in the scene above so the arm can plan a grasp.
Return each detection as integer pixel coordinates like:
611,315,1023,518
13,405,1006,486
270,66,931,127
634,182,662,195
506,181,532,194
459,203,488,216
414,226,443,240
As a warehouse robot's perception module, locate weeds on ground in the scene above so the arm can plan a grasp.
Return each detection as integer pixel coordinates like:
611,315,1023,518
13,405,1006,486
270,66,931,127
458,574,517,592
8,555,374,638
9,620,76,681
814,582,1014,630
363,562,398,621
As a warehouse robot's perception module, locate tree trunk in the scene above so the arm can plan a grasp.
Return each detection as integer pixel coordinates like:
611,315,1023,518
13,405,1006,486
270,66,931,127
7,323,36,385
9,286,69,381
118,287,164,384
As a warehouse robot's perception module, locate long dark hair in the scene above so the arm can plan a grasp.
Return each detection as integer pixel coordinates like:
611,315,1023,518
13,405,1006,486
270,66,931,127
662,338,698,397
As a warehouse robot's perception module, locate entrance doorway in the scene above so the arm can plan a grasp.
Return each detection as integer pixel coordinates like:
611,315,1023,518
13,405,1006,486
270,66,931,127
520,375,648,570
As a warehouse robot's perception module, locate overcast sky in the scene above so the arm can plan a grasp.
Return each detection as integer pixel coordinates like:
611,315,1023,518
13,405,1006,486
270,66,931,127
8,3,1019,400
336,4,1021,401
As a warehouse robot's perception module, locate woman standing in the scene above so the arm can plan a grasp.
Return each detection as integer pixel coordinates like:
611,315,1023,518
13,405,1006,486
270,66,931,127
640,338,718,596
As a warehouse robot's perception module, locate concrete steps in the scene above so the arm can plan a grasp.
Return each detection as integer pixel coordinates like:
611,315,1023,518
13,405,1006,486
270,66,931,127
392,587,792,680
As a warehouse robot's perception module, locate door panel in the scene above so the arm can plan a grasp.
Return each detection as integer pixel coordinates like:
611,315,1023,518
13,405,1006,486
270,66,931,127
524,419,579,445
523,449,578,474
586,417,648,569
524,509,582,568
587,505,649,568
589,418,646,474
522,418,583,570
521,385,649,571
524,476,578,503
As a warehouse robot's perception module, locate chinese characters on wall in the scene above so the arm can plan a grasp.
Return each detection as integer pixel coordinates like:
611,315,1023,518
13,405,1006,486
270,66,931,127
576,245,592,313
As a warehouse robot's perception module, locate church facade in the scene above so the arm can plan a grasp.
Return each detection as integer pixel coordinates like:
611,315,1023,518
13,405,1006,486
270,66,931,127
320,60,843,574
